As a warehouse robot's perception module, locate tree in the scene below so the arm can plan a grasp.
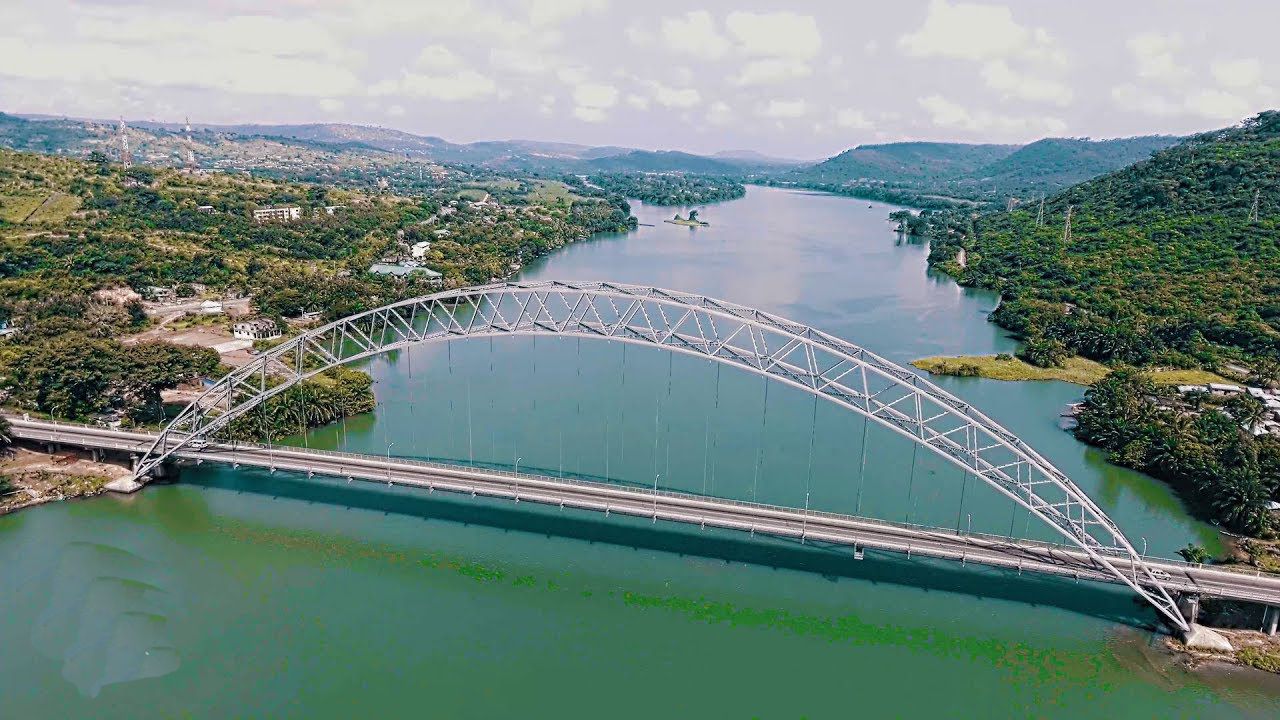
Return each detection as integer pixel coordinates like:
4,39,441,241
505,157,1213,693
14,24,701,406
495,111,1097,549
1249,357,1280,389
1212,468,1274,536
0,414,11,447
1020,336,1069,368
1177,543,1212,564
1225,393,1267,432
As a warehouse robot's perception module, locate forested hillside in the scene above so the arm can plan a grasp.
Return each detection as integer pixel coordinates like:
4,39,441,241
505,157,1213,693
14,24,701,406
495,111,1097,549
778,136,1177,208
790,142,1018,185
926,111,1280,369
916,112,1280,537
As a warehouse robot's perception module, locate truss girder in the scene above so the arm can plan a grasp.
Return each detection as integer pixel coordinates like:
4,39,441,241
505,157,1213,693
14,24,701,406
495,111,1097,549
134,280,1188,631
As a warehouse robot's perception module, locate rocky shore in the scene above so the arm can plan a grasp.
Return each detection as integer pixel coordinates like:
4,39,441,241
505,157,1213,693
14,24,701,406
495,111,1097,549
0,446,130,515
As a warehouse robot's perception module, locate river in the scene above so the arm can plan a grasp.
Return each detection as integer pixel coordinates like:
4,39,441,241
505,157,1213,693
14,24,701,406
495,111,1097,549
2,186,1278,717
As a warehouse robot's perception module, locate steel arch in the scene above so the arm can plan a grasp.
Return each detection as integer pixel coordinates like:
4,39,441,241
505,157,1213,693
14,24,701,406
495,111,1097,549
136,280,1188,631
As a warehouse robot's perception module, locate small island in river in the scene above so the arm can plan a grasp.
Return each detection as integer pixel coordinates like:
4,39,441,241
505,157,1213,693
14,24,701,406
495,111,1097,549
664,209,709,227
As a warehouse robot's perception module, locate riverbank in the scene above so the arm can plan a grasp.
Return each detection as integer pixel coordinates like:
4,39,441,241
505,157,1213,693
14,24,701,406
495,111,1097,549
0,446,128,515
1168,627,1280,675
912,354,1231,386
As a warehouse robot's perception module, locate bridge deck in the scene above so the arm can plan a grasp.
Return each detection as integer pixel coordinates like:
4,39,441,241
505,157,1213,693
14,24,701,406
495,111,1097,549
9,418,1280,608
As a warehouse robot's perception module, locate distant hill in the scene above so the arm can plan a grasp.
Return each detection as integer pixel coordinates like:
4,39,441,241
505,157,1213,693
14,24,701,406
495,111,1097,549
793,142,1020,185
584,150,747,174
967,136,1181,196
2,114,777,175
781,136,1180,207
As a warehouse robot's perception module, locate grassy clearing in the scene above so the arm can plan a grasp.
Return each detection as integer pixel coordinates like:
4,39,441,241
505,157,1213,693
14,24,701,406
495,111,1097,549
26,192,82,223
913,355,1233,386
528,180,573,205
0,192,46,223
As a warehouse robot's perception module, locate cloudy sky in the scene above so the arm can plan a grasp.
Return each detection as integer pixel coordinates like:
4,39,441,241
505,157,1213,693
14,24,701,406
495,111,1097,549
2,0,1275,158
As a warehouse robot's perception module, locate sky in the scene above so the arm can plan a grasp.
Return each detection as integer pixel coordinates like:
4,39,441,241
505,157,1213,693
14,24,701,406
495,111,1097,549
2,0,1276,159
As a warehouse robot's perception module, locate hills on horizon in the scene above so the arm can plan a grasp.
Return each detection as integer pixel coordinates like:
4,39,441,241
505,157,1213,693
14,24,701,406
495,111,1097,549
1,111,1194,205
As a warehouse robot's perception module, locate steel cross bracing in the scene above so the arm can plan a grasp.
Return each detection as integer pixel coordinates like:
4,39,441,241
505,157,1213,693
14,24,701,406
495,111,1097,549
135,280,1190,631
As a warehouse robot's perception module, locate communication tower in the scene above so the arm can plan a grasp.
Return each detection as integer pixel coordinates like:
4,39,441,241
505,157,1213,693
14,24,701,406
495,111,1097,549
118,117,132,168
184,116,197,172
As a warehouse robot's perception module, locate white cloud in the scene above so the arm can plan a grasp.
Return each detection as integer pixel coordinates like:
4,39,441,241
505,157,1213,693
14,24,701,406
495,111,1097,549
626,94,650,110
319,98,344,113
981,60,1072,105
557,66,591,85
899,1,1064,65
1212,58,1262,89
732,58,812,86
387,104,406,117
706,101,734,126
660,11,730,60
372,69,498,101
525,0,608,27
918,94,1066,135
725,11,821,60
1127,32,1188,84
649,81,701,108
416,45,462,71
0,34,361,98
759,99,808,119
1185,89,1251,121
574,106,606,122
489,46,554,75
835,108,873,130
573,82,619,121
1110,84,1181,116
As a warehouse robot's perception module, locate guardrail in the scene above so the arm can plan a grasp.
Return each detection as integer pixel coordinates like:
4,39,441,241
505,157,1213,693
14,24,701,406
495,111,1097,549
9,415,1241,574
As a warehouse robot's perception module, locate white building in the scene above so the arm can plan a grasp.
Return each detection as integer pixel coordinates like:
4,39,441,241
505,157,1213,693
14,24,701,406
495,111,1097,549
199,299,224,314
252,206,302,223
411,241,432,259
233,318,281,340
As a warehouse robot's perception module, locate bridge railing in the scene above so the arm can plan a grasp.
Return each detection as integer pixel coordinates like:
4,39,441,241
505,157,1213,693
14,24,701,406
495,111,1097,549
14,415,1265,578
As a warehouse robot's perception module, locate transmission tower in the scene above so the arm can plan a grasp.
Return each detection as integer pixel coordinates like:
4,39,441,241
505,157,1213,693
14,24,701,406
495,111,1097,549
184,116,197,172
117,117,132,168
1036,196,1046,227
1062,205,1073,243
1250,188,1260,222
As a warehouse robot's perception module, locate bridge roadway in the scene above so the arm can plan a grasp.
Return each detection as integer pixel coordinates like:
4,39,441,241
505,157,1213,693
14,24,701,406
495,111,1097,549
10,417,1280,610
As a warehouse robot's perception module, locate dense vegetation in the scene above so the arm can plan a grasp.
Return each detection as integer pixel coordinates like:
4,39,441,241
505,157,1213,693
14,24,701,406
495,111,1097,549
922,112,1280,370
1076,369,1280,536
3,334,220,422
574,173,745,206
0,146,634,429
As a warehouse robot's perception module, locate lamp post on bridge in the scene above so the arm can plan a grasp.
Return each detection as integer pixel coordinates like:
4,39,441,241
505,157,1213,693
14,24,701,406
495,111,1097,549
386,441,396,486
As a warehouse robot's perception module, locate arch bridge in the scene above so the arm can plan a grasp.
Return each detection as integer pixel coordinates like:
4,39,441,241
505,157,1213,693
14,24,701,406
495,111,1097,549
135,281,1190,631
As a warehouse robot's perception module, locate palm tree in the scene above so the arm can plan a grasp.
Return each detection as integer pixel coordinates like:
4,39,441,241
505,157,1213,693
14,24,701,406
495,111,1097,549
1211,469,1273,536
1248,357,1280,389
1225,394,1267,433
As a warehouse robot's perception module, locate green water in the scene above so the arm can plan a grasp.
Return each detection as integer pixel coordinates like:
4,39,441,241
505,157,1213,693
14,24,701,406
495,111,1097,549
3,186,1278,716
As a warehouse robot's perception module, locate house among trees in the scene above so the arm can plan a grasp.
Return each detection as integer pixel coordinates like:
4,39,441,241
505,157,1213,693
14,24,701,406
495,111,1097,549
233,317,281,341
252,206,302,223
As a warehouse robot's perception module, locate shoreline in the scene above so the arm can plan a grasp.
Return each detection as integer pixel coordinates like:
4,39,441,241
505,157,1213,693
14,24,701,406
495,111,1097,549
0,445,127,515
912,354,1232,387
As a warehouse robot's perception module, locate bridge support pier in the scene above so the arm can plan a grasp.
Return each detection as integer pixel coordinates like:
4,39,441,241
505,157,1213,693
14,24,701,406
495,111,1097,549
1176,593,1201,626
1264,605,1279,637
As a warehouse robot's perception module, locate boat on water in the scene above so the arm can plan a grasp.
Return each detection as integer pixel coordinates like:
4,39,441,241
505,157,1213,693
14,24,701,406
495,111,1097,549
664,209,709,227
